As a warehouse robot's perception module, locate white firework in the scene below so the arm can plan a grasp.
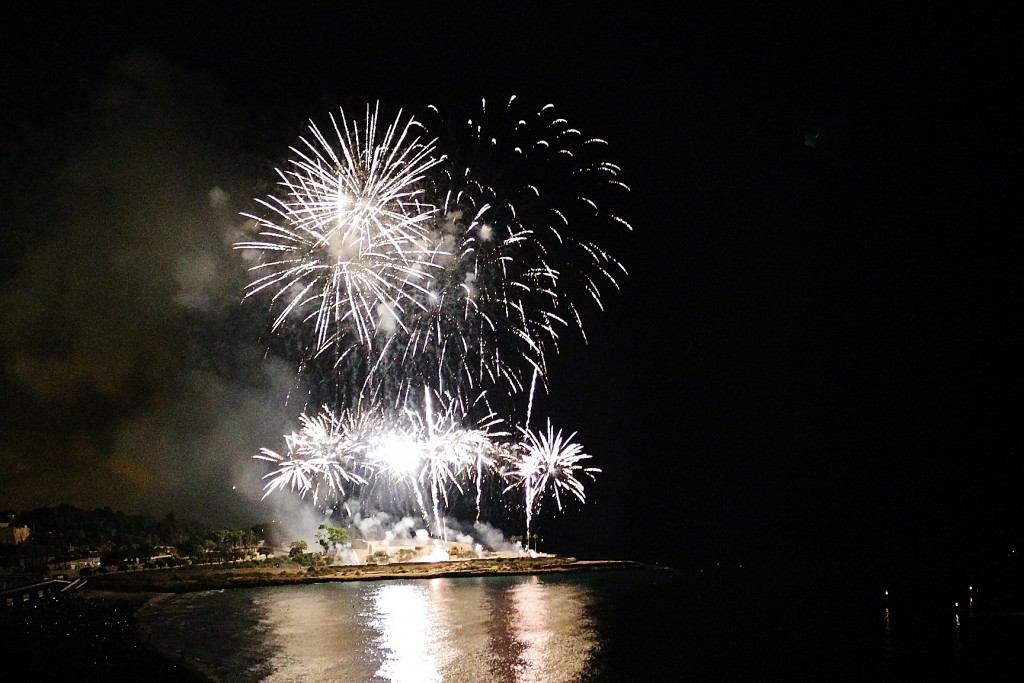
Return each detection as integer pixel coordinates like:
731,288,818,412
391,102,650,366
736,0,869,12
236,102,446,355
242,98,629,545
395,96,633,405
503,420,601,539
258,392,514,537
255,408,373,504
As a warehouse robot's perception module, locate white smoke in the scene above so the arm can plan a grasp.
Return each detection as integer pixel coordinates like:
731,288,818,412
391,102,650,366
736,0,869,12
0,49,301,524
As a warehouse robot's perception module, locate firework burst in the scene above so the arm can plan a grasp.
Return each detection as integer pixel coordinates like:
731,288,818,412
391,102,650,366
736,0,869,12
502,420,601,540
402,96,633,404
238,98,628,545
256,391,512,535
236,103,444,356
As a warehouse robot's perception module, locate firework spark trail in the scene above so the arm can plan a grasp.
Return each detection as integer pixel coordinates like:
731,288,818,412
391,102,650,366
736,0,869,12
402,97,633,405
503,420,601,541
255,393,516,536
254,408,373,505
236,103,445,355
239,98,629,543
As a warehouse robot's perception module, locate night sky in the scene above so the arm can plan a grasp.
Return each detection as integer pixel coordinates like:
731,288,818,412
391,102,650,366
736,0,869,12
1,7,1015,568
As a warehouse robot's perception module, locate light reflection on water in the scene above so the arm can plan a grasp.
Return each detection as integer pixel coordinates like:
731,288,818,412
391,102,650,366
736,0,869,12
366,581,452,682
137,567,1020,679
141,574,599,683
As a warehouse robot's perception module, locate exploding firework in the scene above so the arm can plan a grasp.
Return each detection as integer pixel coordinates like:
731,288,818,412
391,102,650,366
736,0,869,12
255,391,513,536
502,420,601,541
238,97,629,544
236,102,444,357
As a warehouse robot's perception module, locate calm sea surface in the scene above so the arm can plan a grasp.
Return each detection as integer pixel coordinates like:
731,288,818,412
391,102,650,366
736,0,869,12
137,566,1023,681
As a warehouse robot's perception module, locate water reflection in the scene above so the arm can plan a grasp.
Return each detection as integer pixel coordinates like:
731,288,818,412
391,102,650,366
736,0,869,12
877,585,983,670
147,575,599,682
364,576,597,683
256,584,377,681
367,581,455,682
477,575,597,682
506,575,596,682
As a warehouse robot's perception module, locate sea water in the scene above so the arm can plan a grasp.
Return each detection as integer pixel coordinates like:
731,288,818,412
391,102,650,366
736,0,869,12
137,566,1021,681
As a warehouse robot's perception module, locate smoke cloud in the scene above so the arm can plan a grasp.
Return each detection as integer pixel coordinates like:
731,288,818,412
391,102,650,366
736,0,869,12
0,50,300,525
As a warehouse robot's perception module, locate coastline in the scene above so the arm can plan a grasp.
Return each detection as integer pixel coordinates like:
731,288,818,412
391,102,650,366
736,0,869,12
6,557,662,682
78,556,664,594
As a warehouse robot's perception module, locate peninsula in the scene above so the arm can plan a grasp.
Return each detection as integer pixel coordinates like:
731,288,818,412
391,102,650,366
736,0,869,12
79,555,663,594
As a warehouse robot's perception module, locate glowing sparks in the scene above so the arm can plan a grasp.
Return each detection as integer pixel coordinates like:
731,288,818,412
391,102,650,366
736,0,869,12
236,103,444,354
503,421,601,539
238,98,629,543
255,397,511,535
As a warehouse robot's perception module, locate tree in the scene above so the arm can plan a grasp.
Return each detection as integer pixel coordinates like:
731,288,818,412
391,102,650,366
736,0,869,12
289,540,308,558
315,524,350,554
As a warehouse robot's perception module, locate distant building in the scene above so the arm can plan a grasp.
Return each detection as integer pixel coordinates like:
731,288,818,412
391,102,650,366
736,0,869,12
48,555,101,572
350,538,483,564
0,523,30,544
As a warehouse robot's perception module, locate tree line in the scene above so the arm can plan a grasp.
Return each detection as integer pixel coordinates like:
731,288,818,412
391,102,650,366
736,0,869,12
0,504,287,569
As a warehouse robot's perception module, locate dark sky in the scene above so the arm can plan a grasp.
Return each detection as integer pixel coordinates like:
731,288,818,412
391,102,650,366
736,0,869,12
1,6,1016,565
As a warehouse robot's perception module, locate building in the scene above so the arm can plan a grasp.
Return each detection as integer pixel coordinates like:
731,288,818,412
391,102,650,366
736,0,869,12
0,523,30,544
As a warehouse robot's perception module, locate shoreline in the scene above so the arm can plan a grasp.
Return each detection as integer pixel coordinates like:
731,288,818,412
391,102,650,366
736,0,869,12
79,556,665,594
5,557,661,682
66,557,662,682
